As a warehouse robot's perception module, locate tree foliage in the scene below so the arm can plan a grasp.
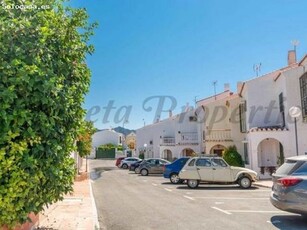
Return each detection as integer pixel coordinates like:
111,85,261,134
0,0,96,227
222,145,244,167
76,120,96,157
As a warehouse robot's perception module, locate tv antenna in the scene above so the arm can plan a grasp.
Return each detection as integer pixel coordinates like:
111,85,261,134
212,81,217,100
194,96,198,108
291,40,300,51
253,63,261,77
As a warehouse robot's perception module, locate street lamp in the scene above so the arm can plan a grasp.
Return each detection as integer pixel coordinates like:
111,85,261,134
289,106,302,156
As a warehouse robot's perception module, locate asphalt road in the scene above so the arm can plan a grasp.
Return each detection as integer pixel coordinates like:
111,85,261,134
90,159,307,230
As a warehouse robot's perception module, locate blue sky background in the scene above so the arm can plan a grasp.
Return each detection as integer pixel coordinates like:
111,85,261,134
71,0,307,130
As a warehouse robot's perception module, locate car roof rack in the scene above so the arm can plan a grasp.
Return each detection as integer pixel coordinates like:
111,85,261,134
199,154,219,157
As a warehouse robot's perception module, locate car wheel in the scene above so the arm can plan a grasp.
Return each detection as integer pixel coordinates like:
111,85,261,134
122,164,128,169
134,167,139,174
170,173,180,184
187,179,199,189
239,176,252,189
141,169,148,176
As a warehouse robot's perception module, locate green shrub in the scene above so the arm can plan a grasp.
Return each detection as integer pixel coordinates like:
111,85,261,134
139,153,145,159
222,145,244,167
0,1,96,227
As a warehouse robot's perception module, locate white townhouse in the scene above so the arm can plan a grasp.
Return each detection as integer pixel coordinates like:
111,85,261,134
239,51,307,178
136,109,203,161
197,84,245,159
89,129,124,158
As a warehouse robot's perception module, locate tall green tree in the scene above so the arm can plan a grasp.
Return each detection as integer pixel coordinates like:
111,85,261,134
0,0,96,227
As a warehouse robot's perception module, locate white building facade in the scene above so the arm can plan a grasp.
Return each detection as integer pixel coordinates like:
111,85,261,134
89,129,124,158
197,86,245,158
239,52,307,178
136,110,203,161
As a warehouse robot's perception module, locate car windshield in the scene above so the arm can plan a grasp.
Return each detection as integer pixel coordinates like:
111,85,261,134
212,158,228,167
292,161,307,175
188,159,195,166
275,160,305,175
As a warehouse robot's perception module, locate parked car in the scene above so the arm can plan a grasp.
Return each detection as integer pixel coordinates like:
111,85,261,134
119,157,141,169
163,157,190,184
115,157,125,167
138,158,170,176
179,156,257,189
270,155,307,216
129,160,143,172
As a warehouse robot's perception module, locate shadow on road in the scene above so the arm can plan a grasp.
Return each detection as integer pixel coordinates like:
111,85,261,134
270,215,307,229
90,167,116,180
175,185,261,190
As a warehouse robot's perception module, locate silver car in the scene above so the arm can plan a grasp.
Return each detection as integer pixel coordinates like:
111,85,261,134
138,158,170,176
119,157,141,169
270,155,307,216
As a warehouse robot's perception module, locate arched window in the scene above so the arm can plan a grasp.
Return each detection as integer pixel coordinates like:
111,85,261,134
300,73,307,122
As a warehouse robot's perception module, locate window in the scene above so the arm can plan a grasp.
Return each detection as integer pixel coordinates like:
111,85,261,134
212,158,227,167
279,93,285,127
244,143,249,164
239,101,247,133
189,116,197,122
293,162,307,175
300,73,307,122
196,158,211,167
188,159,196,166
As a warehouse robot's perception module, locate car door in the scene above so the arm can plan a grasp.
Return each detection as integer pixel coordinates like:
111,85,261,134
195,158,214,182
211,158,232,182
146,159,156,173
156,159,168,173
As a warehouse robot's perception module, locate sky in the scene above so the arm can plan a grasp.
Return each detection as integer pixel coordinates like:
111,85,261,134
70,0,307,130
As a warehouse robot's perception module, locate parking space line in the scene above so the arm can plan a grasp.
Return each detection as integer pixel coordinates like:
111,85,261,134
227,210,286,214
211,207,232,215
183,196,195,201
152,183,158,186
164,188,172,192
194,197,268,200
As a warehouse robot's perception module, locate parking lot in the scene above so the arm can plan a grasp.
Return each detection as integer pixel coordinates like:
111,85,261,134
90,159,307,230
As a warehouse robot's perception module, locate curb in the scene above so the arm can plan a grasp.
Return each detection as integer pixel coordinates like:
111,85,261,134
89,179,101,230
254,183,272,188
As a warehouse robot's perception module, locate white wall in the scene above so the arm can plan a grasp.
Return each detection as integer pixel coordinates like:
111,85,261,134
136,110,202,159
92,130,123,148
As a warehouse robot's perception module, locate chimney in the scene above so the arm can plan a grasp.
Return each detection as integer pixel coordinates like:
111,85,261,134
237,81,243,94
224,83,230,92
288,50,296,65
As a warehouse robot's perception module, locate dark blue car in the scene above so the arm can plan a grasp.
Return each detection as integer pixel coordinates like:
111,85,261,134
163,157,190,184
129,160,143,172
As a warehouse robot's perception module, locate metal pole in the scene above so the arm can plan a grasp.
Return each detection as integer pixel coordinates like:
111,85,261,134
294,117,299,156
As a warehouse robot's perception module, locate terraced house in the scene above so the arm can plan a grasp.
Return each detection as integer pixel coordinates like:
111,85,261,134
136,50,307,179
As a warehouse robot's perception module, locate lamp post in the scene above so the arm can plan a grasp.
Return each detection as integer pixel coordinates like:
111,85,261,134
289,106,301,156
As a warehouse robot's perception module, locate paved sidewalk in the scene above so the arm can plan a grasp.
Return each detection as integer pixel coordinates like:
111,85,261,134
34,161,99,230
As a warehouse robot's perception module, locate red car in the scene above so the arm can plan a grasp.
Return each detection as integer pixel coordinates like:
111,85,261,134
115,157,125,167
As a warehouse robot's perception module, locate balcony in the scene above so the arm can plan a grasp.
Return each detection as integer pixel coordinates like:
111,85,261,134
205,129,232,142
179,132,198,145
160,137,176,146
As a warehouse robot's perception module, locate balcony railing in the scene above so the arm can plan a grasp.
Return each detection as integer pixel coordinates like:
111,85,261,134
179,132,198,145
205,129,232,142
161,137,176,146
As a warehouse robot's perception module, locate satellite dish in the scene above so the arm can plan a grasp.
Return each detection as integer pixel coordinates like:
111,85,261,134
289,106,301,118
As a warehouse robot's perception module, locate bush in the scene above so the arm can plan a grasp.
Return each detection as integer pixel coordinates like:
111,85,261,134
0,1,96,227
222,146,244,167
139,153,145,159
